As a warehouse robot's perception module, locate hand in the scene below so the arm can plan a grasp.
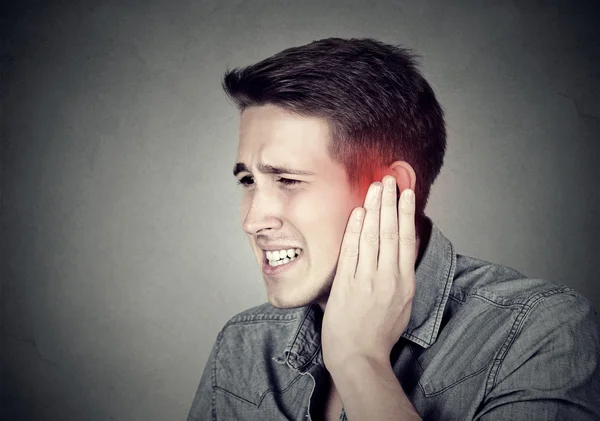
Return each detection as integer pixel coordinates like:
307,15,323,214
321,175,417,372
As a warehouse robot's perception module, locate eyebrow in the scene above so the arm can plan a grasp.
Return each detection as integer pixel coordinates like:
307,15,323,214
233,162,317,177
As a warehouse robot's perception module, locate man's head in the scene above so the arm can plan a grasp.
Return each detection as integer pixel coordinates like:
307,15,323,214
224,38,446,309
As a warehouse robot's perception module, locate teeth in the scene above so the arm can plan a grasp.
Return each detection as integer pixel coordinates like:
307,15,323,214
268,255,297,267
265,248,302,265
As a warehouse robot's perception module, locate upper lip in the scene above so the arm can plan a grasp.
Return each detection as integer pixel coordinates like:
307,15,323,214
258,244,302,251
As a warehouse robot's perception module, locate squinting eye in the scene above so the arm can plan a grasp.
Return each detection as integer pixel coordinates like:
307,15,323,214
236,176,254,187
278,178,301,186
236,176,301,188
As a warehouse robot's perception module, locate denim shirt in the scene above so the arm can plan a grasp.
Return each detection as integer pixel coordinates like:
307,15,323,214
187,220,600,420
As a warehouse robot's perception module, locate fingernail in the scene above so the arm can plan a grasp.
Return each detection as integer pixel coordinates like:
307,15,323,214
370,183,382,198
384,176,395,190
404,189,414,203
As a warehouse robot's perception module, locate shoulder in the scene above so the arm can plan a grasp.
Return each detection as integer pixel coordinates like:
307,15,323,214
484,282,600,412
446,257,600,418
451,253,585,307
422,254,599,400
449,253,600,359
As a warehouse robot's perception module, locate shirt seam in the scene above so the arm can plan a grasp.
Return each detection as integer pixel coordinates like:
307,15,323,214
469,294,527,309
224,319,300,328
213,372,305,407
484,286,573,395
447,294,464,304
229,312,304,324
419,364,489,397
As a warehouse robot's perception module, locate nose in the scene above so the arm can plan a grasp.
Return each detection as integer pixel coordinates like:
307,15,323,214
241,189,283,235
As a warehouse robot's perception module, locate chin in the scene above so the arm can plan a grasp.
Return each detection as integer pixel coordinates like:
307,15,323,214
266,293,311,309
263,267,336,309
266,285,331,310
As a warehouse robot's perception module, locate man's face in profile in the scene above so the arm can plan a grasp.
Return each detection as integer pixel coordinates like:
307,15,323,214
235,104,365,309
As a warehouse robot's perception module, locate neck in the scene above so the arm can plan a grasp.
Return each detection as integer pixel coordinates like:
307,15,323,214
415,215,431,267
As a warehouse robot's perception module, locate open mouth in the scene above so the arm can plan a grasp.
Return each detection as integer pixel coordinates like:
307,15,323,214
265,248,303,267
261,248,304,275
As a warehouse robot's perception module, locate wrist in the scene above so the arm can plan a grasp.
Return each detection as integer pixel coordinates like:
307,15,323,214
327,354,391,382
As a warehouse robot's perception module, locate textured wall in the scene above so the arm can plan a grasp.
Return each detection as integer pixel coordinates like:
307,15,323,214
2,0,598,420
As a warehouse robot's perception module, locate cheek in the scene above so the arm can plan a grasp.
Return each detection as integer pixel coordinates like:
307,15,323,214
293,198,355,258
328,209,356,251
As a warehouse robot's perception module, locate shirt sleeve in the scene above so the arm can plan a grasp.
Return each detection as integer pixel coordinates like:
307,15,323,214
474,290,600,420
186,329,223,421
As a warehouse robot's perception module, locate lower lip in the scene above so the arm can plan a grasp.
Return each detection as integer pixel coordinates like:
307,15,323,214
262,253,303,276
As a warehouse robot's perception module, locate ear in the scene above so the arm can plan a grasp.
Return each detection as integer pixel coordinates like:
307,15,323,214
388,161,417,192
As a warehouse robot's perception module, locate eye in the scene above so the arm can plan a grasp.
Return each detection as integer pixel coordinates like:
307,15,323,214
236,176,301,188
236,175,254,187
277,177,301,186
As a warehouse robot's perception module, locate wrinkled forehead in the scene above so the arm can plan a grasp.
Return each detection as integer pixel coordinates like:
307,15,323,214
236,105,335,171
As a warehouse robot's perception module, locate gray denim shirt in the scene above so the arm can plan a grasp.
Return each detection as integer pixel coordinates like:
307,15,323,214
188,220,600,420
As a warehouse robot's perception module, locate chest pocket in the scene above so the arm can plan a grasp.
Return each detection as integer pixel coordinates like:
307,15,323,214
214,321,304,405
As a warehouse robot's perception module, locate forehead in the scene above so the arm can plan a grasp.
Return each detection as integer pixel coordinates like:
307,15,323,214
237,105,334,170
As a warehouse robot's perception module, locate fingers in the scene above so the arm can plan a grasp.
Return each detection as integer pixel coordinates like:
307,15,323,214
378,176,400,270
355,182,383,279
336,207,365,281
337,179,416,287
398,188,416,284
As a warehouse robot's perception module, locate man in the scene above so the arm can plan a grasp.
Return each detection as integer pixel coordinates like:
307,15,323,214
187,38,600,420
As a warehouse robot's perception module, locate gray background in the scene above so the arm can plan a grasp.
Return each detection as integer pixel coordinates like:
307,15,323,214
1,0,598,420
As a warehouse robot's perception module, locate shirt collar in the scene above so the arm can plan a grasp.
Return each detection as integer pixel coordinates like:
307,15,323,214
280,217,456,370
403,217,456,348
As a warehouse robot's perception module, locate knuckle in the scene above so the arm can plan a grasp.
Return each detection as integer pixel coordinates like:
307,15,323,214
400,233,416,246
382,271,401,287
363,231,379,245
344,245,360,258
382,230,399,242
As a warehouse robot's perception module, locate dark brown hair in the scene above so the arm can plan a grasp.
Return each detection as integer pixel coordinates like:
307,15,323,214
222,37,446,224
